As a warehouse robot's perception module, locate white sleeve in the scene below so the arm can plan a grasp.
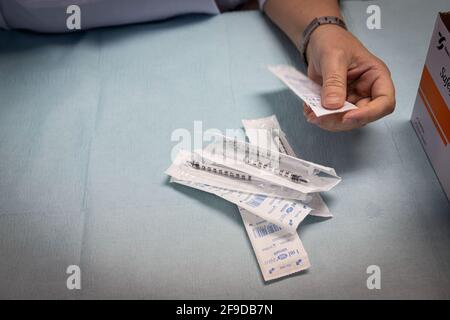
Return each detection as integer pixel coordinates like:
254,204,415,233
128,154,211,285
0,5,8,29
258,0,267,11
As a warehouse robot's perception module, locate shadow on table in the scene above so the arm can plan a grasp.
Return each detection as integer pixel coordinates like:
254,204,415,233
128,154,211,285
164,178,243,227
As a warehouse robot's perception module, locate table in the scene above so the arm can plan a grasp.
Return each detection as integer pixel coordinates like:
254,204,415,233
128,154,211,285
0,0,449,299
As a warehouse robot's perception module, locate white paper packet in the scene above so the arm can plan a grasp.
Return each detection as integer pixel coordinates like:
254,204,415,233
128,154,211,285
242,116,295,156
242,115,332,218
239,115,323,281
239,207,311,281
268,65,358,117
197,134,341,194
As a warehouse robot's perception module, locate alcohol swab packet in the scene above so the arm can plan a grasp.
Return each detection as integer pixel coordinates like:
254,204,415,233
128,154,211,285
268,65,358,117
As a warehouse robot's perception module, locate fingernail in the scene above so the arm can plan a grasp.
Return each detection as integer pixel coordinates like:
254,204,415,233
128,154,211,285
325,94,342,107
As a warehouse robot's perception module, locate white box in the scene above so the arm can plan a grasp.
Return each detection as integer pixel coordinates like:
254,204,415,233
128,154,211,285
411,12,450,200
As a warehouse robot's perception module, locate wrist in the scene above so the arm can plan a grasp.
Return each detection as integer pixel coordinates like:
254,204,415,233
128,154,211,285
306,24,351,64
300,16,348,65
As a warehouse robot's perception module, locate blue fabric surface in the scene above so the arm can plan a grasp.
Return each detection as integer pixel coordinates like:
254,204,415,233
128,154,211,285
0,0,449,299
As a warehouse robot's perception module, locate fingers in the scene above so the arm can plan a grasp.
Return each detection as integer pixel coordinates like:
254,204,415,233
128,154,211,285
344,96,394,125
320,51,349,110
343,70,395,124
304,102,365,132
303,104,315,122
304,62,395,132
308,113,362,132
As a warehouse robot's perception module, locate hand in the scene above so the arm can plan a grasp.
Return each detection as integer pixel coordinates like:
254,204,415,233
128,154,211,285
303,24,396,132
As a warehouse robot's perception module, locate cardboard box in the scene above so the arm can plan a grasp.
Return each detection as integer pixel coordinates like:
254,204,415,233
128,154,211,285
411,12,450,201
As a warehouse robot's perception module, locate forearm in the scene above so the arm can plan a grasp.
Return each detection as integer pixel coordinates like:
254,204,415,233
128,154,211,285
262,0,342,50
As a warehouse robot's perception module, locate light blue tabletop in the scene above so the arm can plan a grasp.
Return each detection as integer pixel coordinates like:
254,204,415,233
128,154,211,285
0,0,449,299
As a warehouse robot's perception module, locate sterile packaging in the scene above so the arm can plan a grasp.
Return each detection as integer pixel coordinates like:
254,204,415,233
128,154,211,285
197,134,341,194
242,115,331,218
165,116,339,281
239,207,311,281
239,115,329,281
268,65,358,117
166,150,311,201
242,116,296,156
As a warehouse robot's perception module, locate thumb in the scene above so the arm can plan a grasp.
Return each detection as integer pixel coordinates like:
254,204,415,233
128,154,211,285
320,54,348,109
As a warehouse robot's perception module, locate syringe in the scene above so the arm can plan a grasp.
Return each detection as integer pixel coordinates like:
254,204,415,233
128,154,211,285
221,139,310,184
244,158,309,184
187,160,252,181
